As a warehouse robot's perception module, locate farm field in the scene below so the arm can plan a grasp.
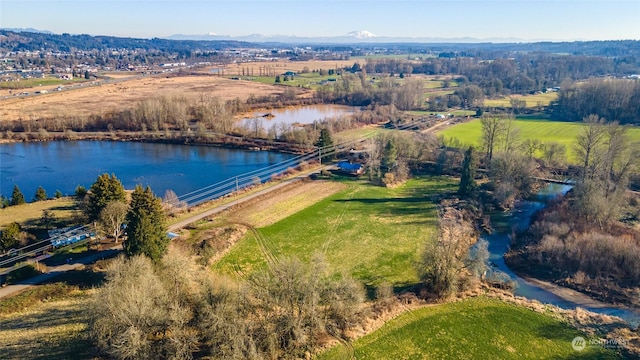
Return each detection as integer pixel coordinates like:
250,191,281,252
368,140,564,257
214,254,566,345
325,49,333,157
213,176,455,287
317,296,620,359
0,197,77,228
484,92,558,108
0,74,287,122
245,72,340,89
218,59,356,77
438,118,640,162
0,76,90,90
0,59,358,122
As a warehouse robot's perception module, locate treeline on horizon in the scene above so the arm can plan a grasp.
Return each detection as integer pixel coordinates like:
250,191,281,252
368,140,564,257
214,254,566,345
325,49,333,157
2,30,639,57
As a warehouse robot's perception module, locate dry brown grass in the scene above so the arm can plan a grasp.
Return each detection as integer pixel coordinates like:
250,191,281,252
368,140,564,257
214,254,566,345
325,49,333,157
218,59,356,76
0,74,281,122
0,292,92,359
0,197,77,228
222,180,347,227
0,59,356,123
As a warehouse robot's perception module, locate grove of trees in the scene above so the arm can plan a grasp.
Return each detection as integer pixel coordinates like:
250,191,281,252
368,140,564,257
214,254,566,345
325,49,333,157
555,78,640,125
89,252,365,359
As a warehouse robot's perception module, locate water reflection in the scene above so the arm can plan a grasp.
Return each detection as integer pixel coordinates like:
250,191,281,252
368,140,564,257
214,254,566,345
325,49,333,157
239,104,356,131
0,141,295,199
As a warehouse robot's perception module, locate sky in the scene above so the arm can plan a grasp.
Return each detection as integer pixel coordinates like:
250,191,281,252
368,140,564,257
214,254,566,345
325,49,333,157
1,0,639,41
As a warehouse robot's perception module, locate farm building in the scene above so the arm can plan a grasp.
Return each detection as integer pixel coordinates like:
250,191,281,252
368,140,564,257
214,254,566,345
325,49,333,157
337,161,364,176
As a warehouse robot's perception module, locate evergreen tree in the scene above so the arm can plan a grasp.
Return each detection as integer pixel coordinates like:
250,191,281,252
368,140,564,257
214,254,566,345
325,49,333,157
124,185,168,263
75,185,87,199
458,146,477,197
0,222,21,251
86,174,126,221
10,185,25,206
54,190,63,199
0,195,9,208
315,128,334,163
382,139,398,172
34,186,48,202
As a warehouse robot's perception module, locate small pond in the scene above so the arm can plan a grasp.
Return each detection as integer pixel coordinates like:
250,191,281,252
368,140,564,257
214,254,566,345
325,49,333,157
239,104,357,131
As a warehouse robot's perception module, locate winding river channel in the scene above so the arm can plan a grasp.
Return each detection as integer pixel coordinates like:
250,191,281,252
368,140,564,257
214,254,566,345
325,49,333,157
485,183,640,327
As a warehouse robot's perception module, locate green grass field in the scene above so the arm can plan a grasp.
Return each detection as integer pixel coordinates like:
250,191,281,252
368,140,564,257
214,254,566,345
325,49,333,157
0,77,89,90
438,118,640,163
484,92,558,108
240,72,339,89
317,297,620,359
213,177,455,288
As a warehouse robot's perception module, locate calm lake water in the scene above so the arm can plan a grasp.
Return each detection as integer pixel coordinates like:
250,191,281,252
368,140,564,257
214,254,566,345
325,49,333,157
240,104,356,129
0,141,295,203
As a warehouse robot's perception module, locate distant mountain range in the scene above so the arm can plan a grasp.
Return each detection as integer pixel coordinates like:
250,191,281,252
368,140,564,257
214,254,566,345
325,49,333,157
0,28,581,44
1,27,54,34
165,30,528,44
2,29,637,58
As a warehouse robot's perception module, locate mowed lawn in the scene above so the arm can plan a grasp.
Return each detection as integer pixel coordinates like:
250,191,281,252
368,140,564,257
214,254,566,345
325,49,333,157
438,118,640,163
213,177,455,287
317,297,620,360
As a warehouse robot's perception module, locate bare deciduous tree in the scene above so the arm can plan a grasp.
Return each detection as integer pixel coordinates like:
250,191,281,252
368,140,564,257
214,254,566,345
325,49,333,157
98,201,128,243
417,209,484,297
480,115,506,163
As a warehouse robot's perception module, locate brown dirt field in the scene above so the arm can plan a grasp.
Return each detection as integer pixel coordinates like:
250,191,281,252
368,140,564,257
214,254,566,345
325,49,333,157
221,180,347,228
0,74,285,122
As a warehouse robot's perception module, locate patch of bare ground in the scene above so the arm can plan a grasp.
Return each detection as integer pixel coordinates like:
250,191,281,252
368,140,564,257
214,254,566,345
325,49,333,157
0,291,93,359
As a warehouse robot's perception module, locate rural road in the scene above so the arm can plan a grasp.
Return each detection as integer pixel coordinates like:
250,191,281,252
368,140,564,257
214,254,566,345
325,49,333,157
0,169,321,299
0,245,121,299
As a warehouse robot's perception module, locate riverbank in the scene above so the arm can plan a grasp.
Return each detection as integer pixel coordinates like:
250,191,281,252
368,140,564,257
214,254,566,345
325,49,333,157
484,184,640,327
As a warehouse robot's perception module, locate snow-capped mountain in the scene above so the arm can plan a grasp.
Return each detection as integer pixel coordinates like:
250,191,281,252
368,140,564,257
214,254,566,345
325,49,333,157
345,30,377,39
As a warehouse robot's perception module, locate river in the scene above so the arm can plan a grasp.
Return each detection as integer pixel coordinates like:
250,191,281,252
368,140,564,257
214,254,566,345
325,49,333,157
485,183,640,326
0,141,295,204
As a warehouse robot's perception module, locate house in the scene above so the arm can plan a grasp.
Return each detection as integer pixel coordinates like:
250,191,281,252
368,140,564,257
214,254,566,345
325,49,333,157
337,161,364,176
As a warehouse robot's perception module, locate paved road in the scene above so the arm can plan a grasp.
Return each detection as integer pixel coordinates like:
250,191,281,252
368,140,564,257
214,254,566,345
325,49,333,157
0,170,319,299
0,245,121,299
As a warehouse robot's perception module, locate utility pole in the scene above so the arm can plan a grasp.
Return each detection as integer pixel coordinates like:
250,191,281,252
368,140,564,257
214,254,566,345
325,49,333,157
235,176,239,200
